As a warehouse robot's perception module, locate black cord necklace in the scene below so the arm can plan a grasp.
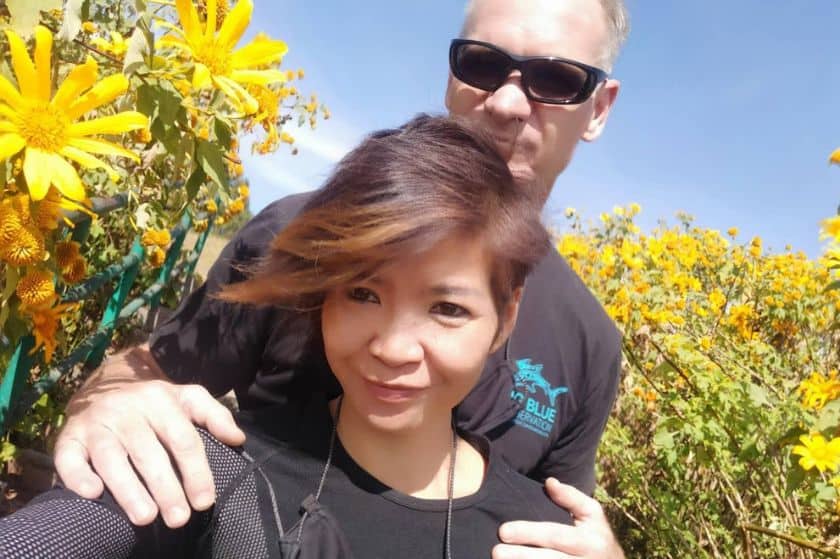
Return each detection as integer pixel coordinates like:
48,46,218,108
298,396,458,559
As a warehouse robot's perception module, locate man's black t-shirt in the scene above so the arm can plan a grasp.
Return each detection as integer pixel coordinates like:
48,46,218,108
0,396,572,558
150,192,621,494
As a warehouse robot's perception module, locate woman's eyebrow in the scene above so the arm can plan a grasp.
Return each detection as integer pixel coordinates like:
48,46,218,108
428,284,484,297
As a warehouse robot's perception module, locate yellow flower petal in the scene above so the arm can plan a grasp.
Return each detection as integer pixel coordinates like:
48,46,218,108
218,0,252,48
69,111,148,137
0,133,25,160
60,145,120,180
230,69,287,86
23,148,53,201
205,0,218,37
52,58,99,109
213,76,258,114
193,62,212,88
0,122,18,133
231,39,288,68
830,147,840,165
176,0,201,41
66,137,140,161
33,26,53,102
65,74,129,120
46,153,85,201
4,29,38,98
0,75,24,111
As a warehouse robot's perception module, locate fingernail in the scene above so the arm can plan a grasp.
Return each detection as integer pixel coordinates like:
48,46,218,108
194,491,215,510
129,503,152,525
167,506,190,526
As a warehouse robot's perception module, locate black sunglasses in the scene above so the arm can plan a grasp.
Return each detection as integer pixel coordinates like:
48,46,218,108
449,39,608,105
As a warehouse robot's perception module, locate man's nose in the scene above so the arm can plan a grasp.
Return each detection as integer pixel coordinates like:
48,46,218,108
484,74,532,123
368,318,424,367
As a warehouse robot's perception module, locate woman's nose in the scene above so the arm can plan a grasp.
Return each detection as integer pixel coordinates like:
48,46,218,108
368,318,424,367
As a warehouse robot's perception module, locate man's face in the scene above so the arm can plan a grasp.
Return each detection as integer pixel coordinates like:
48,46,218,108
445,0,620,202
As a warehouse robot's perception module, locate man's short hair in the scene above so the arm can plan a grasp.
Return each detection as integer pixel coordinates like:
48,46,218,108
462,0,630,72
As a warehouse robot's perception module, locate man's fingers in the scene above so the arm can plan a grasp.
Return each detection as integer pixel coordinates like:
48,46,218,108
492,542,575,559
148,403,217,513
122,419,193,528
53,435,104,499
86,427,159,526
545,478,603,520
498,521,585,555
178,385,245,446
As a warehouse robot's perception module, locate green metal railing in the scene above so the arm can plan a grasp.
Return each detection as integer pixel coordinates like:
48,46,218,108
0,194,213,433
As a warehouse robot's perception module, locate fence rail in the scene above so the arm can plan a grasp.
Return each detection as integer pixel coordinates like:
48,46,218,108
0,195,213,433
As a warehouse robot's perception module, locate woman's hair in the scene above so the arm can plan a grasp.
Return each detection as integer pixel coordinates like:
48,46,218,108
219,114,550,317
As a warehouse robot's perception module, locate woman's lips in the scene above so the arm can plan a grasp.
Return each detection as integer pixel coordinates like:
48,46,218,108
363,378,425,402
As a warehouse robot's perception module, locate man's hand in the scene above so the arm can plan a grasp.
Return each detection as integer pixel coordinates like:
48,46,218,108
53,344,246,528
493,478,624,559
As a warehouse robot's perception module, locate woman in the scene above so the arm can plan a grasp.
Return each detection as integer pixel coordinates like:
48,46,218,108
0,115,569,558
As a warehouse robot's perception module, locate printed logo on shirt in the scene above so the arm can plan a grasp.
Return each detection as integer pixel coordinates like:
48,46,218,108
510,358,568,438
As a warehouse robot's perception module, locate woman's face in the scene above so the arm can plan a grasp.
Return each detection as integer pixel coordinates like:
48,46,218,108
321,234,518,434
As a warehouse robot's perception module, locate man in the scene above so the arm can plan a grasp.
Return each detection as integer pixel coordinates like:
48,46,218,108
54,0,629,557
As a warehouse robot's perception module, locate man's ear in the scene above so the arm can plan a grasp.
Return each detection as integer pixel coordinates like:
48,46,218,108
582,78,620,143
490,287,523,354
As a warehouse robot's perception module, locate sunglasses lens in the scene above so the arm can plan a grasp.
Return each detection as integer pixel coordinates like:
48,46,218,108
525,59,589,103
453,43,511,91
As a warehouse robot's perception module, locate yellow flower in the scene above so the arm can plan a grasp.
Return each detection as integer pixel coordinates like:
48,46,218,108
16,268,55,306
820,215,840,241
798,371,840,410
91,31,129,58
708,289,726,311
148,245,167,267
564,207,576,218
238,184,249,197
297,69,305,79
628,202,641,217
142,228,171,248
62,257,87,284
21,296,75,363
55,240,82,269
226,197,245,215
81,21,97,34
829,147,840,165
280,131,294,144
159,0,289,115
0,27,148,201
792,433,840,473
727,227,738,238
205,199,218,213
1,222,46,266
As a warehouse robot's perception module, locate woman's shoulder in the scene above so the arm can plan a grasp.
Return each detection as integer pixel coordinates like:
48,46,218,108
479,436,574,525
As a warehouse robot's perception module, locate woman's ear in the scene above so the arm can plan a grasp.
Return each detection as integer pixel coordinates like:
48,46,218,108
490,287,523,354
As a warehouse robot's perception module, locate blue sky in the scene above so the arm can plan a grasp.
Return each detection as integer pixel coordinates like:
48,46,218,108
239,0,840,256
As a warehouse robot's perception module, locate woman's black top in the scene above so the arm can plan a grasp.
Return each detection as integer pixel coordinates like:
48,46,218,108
0,395,571,558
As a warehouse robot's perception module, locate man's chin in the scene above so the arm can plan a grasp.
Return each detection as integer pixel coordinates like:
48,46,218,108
509,166,550,204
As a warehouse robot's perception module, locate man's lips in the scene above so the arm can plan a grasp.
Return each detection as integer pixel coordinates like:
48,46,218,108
363,378,426,402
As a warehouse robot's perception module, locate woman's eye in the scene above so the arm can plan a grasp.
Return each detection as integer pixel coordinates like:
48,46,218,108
347,287,379,304
431,302,470,319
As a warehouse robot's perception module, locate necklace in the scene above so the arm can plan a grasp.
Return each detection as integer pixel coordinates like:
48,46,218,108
298,397,459,558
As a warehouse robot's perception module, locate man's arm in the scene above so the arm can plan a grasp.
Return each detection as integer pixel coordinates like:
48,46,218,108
53,194,313,527
54,343,244,528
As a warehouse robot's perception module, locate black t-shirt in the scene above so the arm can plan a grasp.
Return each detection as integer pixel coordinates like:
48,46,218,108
0,397,572,558
151,192,621,494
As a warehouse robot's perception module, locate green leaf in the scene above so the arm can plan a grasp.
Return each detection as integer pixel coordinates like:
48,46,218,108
784,461,806,496
58,0,85,41
123,25,151,76
185,167,206,203
196,139,229,189
0,440,17,463
653,430,675,450
747,383,770,408
213,117,233,150
825,279,840,292
815,399,840,432
5,0,62,38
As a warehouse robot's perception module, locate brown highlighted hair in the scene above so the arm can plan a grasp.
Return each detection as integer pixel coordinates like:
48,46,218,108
219,114,549,317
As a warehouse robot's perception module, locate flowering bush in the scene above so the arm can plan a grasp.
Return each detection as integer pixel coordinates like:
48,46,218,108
558,206,840,557
0,0,326,369
0,0,326,474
